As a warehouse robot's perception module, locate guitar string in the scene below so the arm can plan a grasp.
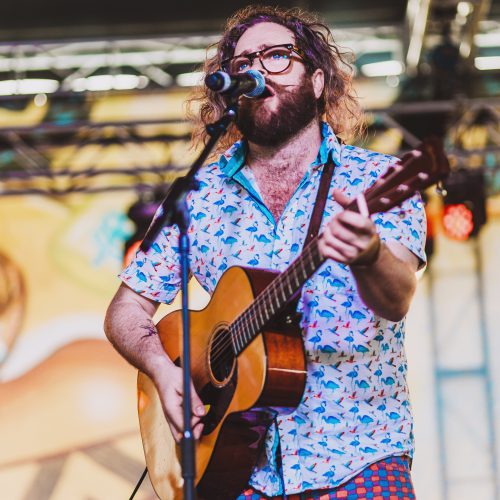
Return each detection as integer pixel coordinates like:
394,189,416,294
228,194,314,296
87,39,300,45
207,266,309,374
204,241,321,372
203,242,316,372
214,240,327,374
195,240,318,373
212,240,317,357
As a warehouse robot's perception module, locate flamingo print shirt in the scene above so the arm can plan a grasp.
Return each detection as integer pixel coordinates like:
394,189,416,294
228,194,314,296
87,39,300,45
120,122,426,496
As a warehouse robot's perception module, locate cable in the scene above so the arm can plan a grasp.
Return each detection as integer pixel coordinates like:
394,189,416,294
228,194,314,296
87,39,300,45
129,467,148,500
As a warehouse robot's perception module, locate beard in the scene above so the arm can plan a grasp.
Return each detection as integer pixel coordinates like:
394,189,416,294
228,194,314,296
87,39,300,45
236,72,319,147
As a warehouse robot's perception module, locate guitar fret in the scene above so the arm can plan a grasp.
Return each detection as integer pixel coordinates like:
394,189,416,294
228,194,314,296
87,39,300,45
293,267,301,288
242,315,250,347
250,313,258,338
260,297,270,325
299,256,308,279
269,296,276,316
241,317,249,349
242,319,249,349
234,325,241,353
313,243,323,268
262,306,270,325
257,305,264,330
229,326,238,355
280,283,287,304
306,249,316,274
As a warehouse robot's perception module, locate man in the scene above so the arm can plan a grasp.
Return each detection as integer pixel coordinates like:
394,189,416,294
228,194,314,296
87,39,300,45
105,5,425,499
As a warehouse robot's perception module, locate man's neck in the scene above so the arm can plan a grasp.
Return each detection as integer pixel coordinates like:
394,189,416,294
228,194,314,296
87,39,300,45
246,118,322,175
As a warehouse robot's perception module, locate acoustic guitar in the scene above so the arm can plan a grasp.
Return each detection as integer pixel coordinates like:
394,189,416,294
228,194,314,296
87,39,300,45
137,138,450,499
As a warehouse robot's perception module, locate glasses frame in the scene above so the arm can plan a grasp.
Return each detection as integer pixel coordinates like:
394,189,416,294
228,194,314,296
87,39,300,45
221,43,305,75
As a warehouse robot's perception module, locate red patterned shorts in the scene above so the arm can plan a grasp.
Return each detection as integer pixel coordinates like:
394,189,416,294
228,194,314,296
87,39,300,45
237,455,415,500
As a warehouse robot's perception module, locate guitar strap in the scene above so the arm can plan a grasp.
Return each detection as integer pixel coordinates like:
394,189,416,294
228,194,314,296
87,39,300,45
303,158,335,248
274,160,336,493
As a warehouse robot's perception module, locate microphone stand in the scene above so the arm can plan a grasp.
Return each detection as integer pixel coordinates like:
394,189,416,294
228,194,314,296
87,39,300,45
139,98,239,500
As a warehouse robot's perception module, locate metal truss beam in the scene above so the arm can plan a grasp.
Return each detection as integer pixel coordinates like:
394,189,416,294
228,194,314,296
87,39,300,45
0,97,499,196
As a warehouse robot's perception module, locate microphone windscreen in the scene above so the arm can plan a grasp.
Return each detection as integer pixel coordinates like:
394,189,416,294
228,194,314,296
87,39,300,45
245,69,266,97
204,71,231,92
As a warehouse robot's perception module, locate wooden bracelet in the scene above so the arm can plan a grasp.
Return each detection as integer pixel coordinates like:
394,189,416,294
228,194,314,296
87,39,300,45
350,234,382,268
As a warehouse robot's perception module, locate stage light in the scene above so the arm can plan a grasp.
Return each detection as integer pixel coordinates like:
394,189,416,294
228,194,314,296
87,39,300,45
71,74,149,92
176,71,204,87
475,56,500,71
360,60,404,77
0,78,59,96
457,1,473,17
475,33,500,48
442,203,475,241
442,168,486,240
123,189,166,266
33,93,48,107
386,75,400,88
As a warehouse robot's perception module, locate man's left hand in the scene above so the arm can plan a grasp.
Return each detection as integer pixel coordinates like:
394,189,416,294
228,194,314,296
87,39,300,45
317,189,381,267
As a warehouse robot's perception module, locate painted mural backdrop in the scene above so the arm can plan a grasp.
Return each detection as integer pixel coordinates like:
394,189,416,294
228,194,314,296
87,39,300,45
0,191,159,499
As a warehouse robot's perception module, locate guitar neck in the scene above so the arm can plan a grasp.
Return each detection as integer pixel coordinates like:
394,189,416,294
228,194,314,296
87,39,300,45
231,238,325,356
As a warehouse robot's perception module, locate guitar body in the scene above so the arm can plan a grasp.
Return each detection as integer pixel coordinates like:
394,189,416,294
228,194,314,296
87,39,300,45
137,266,307,500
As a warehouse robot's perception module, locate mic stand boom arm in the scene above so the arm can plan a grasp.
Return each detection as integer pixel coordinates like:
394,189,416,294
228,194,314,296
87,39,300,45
139,100,239,500
141,100,239,253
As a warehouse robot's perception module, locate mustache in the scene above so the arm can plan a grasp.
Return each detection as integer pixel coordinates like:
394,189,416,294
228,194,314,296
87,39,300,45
240,79,296,102
238,79,305,113
262,79,297,96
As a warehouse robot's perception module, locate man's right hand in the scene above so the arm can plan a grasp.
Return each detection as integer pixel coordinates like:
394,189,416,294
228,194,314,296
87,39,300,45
104,284,206,443
153,363,206,443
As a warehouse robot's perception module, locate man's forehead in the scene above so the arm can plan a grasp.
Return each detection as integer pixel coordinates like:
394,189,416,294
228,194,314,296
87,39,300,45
234,22,295,54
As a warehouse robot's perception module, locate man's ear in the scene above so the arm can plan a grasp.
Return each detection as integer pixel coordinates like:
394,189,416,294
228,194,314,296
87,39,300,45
311,68,324,99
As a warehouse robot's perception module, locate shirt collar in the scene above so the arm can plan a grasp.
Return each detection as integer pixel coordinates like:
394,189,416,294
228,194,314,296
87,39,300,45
218,122,343,179
218,138,248,178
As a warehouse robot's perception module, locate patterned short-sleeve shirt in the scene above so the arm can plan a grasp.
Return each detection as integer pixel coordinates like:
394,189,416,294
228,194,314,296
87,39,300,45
120,122,426,496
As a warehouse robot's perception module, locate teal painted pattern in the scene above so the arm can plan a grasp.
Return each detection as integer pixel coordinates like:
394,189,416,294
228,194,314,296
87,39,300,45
120,123,426,496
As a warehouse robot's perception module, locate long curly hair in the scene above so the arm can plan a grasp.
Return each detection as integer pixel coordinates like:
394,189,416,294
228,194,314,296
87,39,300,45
186,5,364,154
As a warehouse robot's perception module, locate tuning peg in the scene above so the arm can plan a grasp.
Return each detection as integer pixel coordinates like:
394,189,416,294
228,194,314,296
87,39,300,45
435,182,447,196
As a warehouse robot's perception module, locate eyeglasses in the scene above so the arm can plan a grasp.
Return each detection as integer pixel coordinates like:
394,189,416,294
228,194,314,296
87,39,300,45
221,43,305,75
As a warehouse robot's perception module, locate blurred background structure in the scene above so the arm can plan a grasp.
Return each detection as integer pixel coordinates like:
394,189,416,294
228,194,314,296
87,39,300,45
1,1,500,499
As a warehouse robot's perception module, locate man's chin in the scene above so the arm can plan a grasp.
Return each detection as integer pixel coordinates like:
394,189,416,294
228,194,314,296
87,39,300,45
257,93,278,107
244,125,297,147
244,99,277,120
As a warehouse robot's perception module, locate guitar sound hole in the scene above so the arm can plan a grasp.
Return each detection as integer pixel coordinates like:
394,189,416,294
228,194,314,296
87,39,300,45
209,326,236,385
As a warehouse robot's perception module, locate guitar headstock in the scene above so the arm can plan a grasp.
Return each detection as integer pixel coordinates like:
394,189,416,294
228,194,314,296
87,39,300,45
347,137,451,215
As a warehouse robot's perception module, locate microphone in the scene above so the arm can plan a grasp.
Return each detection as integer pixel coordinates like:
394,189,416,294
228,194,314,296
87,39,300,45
204,69,266,98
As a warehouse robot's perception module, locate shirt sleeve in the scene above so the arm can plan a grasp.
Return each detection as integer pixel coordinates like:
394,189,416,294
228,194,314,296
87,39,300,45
119,219,182,304
373,193,427,268
366,154,427,268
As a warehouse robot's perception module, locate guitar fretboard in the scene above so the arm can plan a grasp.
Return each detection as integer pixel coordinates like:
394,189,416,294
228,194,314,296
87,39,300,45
230,238,324,355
